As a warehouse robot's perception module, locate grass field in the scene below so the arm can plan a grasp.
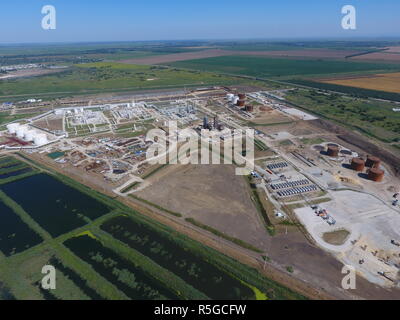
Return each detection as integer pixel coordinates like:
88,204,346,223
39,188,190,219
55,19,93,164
0,112,39,129
319,72,400,93
285,89,400,142
0,62,251,99
166,56,400,79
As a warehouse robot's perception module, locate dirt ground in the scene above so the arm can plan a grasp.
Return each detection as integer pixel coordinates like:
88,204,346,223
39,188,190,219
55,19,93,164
33,115,63,131
119,49,235,65
0,68,65,80
137,164,270,246
350,52,400,62
385,46,400,53
251,109,294,125
254,120,327,137
323,229,350,245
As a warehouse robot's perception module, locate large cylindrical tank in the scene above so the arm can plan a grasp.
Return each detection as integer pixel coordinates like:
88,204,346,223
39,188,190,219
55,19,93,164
245,105,254,112
368,168,384,182
237,99,245,107
16,125,28,139
350,158,365,172
24,130,36,142
226,94,234,102
365,155,381,168
232,96,239,105
7,123,20,134
34,134,48,146
327,146,339,157
238,93,246,100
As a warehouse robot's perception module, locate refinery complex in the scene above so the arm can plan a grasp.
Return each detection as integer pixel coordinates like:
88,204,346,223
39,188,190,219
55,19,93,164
1,85,400,297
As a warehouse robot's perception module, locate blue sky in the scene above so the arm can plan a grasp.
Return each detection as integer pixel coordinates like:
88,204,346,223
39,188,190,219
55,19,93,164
0,0,399,43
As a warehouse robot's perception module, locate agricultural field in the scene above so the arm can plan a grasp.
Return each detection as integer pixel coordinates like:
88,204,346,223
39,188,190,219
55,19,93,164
0,155,304,300
318,72,400,94
0,62,251,99
0,41,203,66
165,56,400,79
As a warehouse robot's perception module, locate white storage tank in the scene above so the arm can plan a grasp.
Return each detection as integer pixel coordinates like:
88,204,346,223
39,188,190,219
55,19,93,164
16,125,29,139
24,130,36,142
226,94,234,102
232,96,239,105
7,123,20,134
34,134,48,146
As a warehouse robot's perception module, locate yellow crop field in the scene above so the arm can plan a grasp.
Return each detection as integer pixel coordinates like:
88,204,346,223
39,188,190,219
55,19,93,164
320,72,400,93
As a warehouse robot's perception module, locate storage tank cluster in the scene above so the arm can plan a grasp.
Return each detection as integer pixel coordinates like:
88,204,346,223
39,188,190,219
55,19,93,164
349,155,384,182
6,122,48,146
326,145,339,157
226,93,246,107
226,93,238,103
237,93,246,107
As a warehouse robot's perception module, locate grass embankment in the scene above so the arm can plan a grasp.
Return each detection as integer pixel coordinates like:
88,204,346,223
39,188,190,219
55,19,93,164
121,164,169,193
246,176,276,236
129,194,182,218
184,218,263,254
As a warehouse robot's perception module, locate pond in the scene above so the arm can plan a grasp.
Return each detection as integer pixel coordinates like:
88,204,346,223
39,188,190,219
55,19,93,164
64,235,178,300
101,216,255,300
0,174,111,237
0,168,32,180
0,201,42,256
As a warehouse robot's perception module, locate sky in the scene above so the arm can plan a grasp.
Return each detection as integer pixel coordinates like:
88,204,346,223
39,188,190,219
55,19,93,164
0,0,399,43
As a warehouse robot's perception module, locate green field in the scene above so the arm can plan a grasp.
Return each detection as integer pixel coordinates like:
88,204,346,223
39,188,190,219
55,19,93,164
0,112,39,129
285,89,400,142
166,56,400,79
0,41,205,66
0,62,252,99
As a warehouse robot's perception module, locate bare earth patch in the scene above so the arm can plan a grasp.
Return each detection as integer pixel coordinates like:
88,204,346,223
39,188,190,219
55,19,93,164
119,49,363,65
322,229,350,246
350,52,400,62
136,164,269,246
